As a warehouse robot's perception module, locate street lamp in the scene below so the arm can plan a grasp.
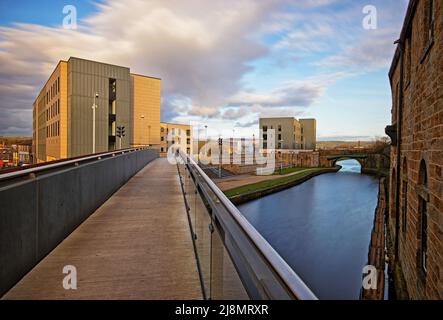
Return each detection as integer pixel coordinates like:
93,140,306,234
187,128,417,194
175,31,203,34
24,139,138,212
92,92,99,154
218,137,223,178
252,133,255,164
140,114,145,146
148,125,151,147
279,139,284,173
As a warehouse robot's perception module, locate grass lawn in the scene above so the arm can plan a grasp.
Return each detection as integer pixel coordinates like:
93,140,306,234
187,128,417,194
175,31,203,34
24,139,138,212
224,168,325,198
273,167,309,175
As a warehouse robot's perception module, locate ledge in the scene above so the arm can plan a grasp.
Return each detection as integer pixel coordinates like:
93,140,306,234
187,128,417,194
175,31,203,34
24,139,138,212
227,167,340,205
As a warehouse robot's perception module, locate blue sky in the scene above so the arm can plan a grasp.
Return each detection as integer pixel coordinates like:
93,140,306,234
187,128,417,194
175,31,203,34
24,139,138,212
0,0,409,140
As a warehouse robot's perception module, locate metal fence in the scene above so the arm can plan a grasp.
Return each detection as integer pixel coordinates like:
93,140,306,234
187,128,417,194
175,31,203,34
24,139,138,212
176,151,317,300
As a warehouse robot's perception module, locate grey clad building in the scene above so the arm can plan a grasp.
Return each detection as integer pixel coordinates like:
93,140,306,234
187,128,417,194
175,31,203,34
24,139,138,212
259,117,317,150
32,57,161,163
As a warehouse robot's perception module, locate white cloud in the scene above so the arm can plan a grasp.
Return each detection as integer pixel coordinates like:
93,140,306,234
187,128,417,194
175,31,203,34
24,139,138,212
0,0,409,136
0,0,281,135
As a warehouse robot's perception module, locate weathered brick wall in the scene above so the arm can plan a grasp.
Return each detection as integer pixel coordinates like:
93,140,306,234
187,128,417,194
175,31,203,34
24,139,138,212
388,0,443,299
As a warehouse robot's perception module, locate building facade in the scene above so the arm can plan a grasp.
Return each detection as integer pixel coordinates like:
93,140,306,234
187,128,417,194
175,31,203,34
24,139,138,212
259,117,317,150
32,57,161,163
160,122,192,156
385,0,442,299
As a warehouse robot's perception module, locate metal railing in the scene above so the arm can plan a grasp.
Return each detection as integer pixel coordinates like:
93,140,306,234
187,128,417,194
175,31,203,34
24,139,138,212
0,147,150,183
176,150,317,300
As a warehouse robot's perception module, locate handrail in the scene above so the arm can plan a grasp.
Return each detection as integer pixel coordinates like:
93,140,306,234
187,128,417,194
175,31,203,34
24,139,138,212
0,147,150,182
178,150,318,300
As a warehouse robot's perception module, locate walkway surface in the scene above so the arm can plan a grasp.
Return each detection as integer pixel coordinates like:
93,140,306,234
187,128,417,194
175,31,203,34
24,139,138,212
214,168,315,191
3,158,202,300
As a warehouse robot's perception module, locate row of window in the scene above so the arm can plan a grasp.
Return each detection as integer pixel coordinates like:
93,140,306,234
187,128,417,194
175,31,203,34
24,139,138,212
46,121,60,138
46,99,60,121
160,137,191,145
263,125,282,132
397,158,429,273
46,77,60,104
393,0,436,119
160,128,191,136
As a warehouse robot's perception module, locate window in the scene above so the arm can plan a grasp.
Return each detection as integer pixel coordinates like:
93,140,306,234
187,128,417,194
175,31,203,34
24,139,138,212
186,130,191,136
57,77,60,93
402,158,408,233
405,35,412,86
426,0,435,44
161,137,164,141
161,147,164,152
278,134,282,141
161,127,164,132
278,125,282,132
418,160,428,273
263,126,268,132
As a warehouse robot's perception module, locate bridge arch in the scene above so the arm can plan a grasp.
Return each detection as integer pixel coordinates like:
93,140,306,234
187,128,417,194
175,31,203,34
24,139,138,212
326,155,368,167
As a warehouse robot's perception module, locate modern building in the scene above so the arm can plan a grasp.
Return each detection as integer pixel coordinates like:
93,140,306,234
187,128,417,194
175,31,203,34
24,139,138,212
385,0,442,299
259,117,316,150
32,57,161,163
160,122,192,156
12,144,31,166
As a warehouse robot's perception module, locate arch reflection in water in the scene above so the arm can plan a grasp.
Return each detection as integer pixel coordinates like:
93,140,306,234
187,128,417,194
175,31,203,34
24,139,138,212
337,159,362,174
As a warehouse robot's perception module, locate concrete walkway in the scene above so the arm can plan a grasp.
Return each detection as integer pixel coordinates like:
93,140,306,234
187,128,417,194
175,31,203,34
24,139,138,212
3,158,202,300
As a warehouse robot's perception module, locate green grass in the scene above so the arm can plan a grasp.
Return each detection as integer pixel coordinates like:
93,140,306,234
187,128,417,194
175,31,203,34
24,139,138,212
273,167,309,175
224,168,325,198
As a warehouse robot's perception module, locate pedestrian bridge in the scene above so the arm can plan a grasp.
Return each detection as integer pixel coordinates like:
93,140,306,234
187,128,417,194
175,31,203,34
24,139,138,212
0,148,316,300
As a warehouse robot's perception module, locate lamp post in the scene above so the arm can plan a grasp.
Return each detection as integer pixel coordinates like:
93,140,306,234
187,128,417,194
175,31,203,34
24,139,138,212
279,139,284,173
253,133,255,164
148,125,151,147
218,137,223,178
140,114,145,146
92,93,99,154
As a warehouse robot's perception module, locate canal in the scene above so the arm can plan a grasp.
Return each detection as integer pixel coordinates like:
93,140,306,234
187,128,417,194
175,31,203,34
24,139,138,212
237,159,379,299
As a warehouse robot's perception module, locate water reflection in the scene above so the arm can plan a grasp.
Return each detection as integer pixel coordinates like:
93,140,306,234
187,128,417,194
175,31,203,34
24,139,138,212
337,159,362,173
238,160,378,299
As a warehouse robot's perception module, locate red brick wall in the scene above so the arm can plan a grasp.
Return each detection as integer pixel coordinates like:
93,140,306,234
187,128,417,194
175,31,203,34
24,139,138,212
388,0,443,299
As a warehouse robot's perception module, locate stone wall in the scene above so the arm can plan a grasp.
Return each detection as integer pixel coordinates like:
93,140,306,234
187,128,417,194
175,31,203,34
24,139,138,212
387,0,443,299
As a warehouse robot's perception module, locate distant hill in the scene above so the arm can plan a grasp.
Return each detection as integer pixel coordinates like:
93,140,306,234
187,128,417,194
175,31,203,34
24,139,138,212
0,136,32,146
316,140,376,150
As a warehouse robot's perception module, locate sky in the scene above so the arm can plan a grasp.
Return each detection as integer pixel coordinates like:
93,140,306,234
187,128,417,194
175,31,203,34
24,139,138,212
0,0,409,140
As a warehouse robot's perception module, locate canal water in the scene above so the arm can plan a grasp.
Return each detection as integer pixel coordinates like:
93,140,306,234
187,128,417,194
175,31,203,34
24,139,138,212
238,159,379,300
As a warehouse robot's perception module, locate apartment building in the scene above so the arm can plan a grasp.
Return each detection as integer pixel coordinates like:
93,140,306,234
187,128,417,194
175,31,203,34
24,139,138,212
259,117,317,150
160,122,192,156
385,0,442,299
32,57,161,163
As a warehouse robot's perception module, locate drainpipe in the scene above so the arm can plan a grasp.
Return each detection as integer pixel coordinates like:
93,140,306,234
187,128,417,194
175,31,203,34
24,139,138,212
393,39,405,260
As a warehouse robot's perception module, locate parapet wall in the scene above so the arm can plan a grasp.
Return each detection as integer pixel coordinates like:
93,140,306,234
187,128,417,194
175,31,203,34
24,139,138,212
0,149,158,297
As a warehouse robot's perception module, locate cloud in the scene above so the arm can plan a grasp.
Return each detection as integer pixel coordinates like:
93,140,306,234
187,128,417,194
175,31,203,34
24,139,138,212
235,119,259,128
319,28,399,70
227,72,348,109
0,0,282,135
0,0,409,136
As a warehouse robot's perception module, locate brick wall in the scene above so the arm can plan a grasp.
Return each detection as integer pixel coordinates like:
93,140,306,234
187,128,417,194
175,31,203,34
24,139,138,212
388,0,443,299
